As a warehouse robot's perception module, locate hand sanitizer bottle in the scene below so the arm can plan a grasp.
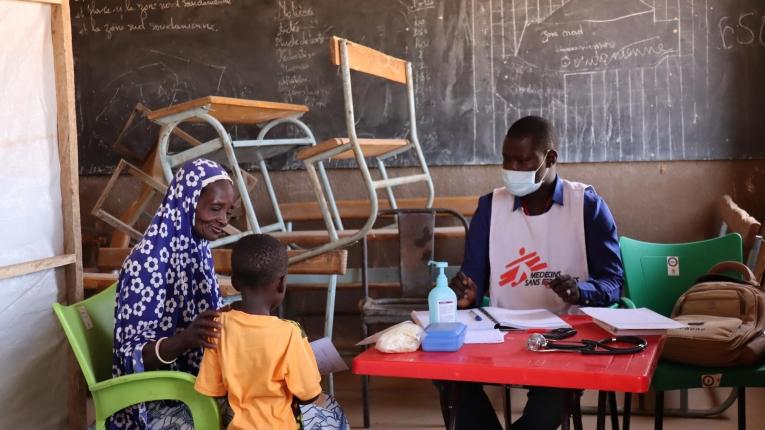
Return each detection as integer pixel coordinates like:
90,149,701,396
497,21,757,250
428,260,457,324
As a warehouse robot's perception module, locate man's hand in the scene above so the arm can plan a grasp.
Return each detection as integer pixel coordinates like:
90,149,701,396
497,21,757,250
449,272,477,309
546,275,580,305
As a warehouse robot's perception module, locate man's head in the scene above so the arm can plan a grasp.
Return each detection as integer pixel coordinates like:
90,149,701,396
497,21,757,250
231,234,289,309
502,116,558,196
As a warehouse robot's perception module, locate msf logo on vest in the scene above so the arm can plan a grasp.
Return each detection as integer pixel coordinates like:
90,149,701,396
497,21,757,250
500,248,562,288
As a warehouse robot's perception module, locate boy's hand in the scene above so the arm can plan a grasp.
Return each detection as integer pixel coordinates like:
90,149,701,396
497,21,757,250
449,272,477,309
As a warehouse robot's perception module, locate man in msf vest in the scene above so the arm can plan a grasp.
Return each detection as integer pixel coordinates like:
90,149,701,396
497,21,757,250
446,116,625,429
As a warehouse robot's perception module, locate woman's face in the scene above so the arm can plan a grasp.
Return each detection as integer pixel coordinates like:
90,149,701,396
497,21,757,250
193,180,236,241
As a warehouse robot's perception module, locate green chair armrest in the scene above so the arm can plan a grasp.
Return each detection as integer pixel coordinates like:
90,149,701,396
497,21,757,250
607,297,636,309
91,369,196,390
618,297,636,309
90,371,220,430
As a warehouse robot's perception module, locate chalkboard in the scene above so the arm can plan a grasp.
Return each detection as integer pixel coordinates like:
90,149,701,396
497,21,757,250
72,0,765,174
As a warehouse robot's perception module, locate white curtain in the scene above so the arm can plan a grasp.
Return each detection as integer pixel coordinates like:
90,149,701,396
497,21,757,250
0,1,69,428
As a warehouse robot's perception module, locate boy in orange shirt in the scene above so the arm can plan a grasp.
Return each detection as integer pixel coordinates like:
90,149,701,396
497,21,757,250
195,234,348,429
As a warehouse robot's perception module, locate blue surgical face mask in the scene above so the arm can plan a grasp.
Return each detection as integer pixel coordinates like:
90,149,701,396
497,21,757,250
502,154,549,197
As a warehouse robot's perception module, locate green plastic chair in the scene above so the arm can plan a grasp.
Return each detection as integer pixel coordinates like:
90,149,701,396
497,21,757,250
620,234,765,430
53,284,220,430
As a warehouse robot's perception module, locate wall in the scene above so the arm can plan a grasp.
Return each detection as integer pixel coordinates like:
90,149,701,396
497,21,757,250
0,3,69,428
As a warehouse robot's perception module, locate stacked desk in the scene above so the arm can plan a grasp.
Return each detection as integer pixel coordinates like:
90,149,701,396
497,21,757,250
148,96,338,247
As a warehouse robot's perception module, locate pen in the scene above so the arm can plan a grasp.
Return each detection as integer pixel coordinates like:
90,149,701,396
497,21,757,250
468,309,482,321
478,307,523,331
477,307,500,325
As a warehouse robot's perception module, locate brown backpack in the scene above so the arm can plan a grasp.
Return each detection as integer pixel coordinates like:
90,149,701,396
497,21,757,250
662,262,765,367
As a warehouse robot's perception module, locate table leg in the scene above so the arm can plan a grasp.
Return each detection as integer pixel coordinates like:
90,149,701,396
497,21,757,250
609,392,619,430
572,391,583,430
362,375,370,428
737,387,745,430
655,391,664,430
503,385,511,430
447,381,458,430
623,393,632,430
560,389,572,430
597,391,607,430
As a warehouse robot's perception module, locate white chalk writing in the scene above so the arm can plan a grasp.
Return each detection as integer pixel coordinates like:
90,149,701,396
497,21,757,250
74,0,229,38
274,0,327,108
719,12,765,49
560,37,674,70
541,24,584,44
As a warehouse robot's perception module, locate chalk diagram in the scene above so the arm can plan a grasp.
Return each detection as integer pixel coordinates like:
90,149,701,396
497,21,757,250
481,0,707,162
79,49,230,162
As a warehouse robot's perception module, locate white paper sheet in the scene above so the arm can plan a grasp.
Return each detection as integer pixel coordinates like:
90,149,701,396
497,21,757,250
310,337,349,375
465,329,505,344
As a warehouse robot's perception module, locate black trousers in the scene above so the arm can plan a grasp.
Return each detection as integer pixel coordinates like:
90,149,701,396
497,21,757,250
436,381,572,430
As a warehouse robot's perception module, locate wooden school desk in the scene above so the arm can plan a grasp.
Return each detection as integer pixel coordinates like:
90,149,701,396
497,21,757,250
353,315,665,430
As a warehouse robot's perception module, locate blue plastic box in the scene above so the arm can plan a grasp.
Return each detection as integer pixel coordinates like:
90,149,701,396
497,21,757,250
421,322,467,352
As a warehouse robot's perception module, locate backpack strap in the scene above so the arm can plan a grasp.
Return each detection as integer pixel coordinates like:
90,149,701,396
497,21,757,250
697,261,760,287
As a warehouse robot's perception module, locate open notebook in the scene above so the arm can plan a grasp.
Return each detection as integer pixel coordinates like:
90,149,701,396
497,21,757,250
411,307,570,330
408,310,504,344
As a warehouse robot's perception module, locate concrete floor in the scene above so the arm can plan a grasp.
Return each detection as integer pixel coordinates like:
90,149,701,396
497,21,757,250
331,371,765,429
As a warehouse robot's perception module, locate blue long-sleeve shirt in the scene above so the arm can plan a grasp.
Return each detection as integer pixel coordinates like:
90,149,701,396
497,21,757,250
461,175,624,307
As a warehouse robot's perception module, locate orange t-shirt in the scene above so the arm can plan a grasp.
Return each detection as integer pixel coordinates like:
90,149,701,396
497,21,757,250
195,311,322,430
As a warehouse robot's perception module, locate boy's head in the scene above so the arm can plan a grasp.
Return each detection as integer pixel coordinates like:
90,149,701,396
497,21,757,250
231,234,289,308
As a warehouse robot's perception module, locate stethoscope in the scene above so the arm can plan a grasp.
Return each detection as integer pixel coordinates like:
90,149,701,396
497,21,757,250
527,333,648,355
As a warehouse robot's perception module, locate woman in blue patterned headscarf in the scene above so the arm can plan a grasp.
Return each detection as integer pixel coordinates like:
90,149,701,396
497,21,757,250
110,158,235,429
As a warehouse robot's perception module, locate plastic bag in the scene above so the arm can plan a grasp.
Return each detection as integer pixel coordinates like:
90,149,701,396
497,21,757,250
375,321,424,353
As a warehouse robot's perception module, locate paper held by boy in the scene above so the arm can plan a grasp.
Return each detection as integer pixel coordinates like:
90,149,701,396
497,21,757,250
310,337,349,375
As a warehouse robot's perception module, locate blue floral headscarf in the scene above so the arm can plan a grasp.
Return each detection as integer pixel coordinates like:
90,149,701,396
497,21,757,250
110,158,231,429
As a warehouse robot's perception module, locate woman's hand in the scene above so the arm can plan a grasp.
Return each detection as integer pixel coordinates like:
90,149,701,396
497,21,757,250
176,310,222,350
449,272,477,309
142,310,222,370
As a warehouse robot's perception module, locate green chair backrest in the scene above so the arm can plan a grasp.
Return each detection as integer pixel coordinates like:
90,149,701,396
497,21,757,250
619,234,743,317
53,284,117,387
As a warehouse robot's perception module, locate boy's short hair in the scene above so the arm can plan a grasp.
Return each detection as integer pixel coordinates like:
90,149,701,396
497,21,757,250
505,116,557,151
231,234,288,290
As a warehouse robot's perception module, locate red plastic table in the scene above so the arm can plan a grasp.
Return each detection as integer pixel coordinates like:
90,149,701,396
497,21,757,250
353,315,665,430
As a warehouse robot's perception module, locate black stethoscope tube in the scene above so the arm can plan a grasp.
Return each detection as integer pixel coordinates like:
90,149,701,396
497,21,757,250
528,334,647,355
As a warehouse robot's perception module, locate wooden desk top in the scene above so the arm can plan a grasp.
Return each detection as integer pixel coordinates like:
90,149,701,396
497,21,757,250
147,96,309,125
